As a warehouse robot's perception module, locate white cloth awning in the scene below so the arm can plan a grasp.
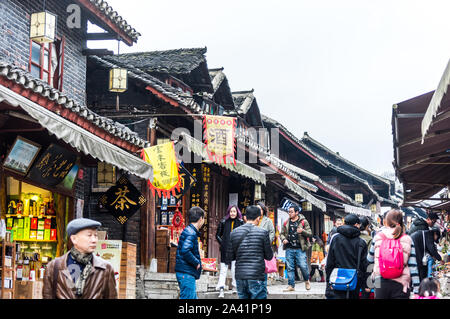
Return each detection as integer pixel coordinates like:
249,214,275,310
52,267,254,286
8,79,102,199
343,204,372,217
181,132,266,185
0,85,153,181
421,59,450,142
284,177,326,212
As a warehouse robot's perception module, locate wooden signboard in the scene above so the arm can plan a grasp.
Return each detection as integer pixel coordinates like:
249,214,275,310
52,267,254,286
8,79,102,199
99,176,146,225
171,165,196,201
27,144,77,187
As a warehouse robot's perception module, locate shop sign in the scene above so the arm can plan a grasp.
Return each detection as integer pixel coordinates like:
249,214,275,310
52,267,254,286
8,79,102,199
203,115,237,165
279,197,300,212
172,165,196,201
343,204,371,217
94,240,122,292
27,143,77,186
141,142,181,198
239,179,254,214
99,176,146,225
3,136,41,175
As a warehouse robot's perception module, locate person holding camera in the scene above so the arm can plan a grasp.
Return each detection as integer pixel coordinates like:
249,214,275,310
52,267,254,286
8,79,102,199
280,205,312,292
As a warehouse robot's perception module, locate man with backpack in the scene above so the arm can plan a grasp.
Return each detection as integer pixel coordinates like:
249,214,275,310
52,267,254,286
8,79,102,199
325,214,368,299
280,205,312,292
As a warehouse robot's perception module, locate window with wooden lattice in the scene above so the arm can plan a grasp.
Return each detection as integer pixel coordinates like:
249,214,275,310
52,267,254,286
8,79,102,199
97,162,116,185
28,36,65,89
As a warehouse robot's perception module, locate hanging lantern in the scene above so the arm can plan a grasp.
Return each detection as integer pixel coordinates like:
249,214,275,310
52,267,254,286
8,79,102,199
30,11,57,43
109,68,128,93
370,204,377,213
302,201,312,211
355,193,363,203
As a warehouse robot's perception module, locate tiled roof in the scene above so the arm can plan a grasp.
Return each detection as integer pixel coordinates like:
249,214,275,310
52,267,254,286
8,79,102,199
89,55,205,114
82,0,141,43
301,133,392,186
0,61,149,148
232,90,255,115
261,114,396,205
100,48,207,75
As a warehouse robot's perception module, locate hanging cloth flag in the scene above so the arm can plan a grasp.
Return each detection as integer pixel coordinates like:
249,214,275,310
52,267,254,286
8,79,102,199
141,142,181,198
203,115,237,165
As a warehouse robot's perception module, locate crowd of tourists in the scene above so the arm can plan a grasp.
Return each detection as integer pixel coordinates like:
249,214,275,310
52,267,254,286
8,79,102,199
175,205,448,300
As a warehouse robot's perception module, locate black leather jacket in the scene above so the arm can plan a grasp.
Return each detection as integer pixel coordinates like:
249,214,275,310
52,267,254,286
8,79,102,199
227,223,273,280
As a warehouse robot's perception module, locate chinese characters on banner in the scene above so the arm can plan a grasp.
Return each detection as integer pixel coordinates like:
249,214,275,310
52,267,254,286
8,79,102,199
239,179,254,215
99,176,146,225
201,164,210,257
203,115,236,166
141,142,181,198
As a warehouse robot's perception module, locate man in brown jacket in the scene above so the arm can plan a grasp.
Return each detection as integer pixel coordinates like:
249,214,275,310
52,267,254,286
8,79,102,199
43,218,117,299
280,205,312,291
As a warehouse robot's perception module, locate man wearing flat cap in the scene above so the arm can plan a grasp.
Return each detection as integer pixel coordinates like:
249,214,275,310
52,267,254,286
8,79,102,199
43,218,117,299
325,214,368,299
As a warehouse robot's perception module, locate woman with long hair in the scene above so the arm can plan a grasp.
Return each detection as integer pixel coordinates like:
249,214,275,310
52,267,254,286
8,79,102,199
367,209,420,299
215,205,244,297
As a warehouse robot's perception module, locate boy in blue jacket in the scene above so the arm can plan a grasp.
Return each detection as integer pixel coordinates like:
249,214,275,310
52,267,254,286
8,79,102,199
175,206,205,299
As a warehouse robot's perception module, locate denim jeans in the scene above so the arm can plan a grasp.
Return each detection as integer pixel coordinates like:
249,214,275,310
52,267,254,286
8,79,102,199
176,272,198,299
427,255,434,278
236,279,267,299
286,248,309,287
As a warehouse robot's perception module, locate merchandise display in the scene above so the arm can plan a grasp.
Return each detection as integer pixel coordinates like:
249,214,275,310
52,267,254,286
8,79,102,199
4,177,60,288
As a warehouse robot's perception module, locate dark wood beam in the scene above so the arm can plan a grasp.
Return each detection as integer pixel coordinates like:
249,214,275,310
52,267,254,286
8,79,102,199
85,32,119,41
396,113,425,118
82,48,114,56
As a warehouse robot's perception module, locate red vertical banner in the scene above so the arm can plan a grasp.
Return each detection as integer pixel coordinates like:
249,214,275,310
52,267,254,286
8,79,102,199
203,115,237,165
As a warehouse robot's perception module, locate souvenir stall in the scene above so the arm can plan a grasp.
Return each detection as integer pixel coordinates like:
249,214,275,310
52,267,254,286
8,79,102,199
1,136,79,299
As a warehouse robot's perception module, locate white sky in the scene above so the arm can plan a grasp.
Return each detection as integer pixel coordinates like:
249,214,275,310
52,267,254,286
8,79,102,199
88,0,450,176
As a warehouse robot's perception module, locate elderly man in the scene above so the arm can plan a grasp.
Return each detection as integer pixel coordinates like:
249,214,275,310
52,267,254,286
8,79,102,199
43,218,117,299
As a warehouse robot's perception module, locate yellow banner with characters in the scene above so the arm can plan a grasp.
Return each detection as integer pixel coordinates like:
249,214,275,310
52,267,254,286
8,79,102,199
141,142,181,198
203,115,236,165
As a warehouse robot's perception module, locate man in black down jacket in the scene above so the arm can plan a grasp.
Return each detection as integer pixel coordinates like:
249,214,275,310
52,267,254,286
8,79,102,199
408,212,438,235
228,205,273,299
175,207,205,299
410,227,443,281
325,214,368,299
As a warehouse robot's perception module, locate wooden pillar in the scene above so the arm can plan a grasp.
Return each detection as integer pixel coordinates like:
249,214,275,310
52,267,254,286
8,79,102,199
55,193,66,257
0,170,6,219
140,118,157,268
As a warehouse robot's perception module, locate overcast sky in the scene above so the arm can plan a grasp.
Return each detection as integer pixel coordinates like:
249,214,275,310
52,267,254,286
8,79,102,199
89,0,450,177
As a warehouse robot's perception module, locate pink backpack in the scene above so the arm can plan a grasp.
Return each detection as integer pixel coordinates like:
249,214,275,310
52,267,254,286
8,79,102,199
378,232,404,279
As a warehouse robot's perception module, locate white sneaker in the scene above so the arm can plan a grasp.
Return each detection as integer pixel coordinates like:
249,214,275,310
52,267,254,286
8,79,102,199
218,288,225,298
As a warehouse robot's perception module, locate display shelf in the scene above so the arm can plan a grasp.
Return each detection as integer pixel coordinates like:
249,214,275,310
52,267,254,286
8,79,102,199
5,214,56,218
15,240,57,243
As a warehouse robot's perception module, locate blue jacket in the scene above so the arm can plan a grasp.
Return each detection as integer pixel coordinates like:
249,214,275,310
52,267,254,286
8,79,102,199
175,224,202,279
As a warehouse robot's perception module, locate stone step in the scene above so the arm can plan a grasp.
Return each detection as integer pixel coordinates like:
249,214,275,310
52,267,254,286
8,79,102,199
145,281,180,290
148,292,179,299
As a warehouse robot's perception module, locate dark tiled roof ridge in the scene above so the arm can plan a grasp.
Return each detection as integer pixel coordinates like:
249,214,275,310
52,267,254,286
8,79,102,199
90,55,204,114
112,47,207,56
302,133,392,185
0,60,149,149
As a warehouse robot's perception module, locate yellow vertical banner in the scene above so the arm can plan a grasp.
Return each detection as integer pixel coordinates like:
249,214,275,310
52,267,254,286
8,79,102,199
140,142,181,198
203,115,237,165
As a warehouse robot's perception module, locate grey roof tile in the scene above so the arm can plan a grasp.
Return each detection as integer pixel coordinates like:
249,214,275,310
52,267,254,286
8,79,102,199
0,60,149,148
